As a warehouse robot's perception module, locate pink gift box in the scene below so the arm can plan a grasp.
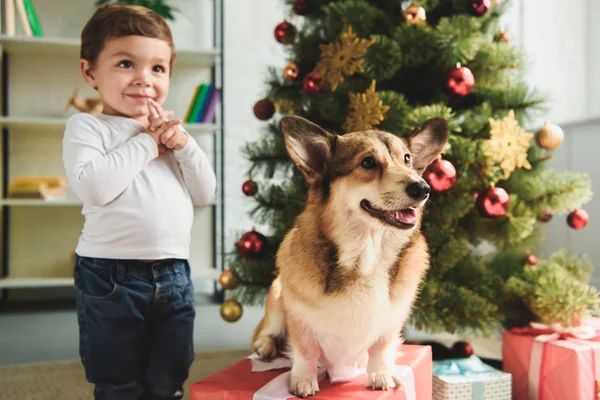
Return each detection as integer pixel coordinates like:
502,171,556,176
191,344,432,400
502,327,600,400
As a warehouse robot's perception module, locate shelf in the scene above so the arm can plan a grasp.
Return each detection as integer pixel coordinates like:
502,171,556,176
0,116,220,135
0,35,221,69
0,269,222,289
0,199,221,207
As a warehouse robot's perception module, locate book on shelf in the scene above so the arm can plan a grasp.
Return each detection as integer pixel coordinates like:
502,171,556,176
2,0,43,37
184,83,221,124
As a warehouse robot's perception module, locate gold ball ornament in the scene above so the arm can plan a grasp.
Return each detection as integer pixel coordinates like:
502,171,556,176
283,62,300,82
535,122,564,150
220,298,243,323
403,2,426,24
218,269,239,290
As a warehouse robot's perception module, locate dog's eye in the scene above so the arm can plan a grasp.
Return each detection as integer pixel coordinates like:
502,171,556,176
361,156,377,170
404,154,411,165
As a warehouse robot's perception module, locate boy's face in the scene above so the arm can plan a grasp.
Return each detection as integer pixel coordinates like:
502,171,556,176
79,35,172,125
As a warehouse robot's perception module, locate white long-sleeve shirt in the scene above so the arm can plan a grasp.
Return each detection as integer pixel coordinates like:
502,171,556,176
62,112,217,260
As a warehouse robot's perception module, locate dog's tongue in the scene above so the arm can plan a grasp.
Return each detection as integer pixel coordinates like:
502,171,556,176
387,209,417,225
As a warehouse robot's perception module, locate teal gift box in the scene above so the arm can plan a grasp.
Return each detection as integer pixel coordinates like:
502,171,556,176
432,355,511,400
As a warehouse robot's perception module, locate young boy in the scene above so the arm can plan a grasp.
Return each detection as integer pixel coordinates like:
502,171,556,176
62,4,216,399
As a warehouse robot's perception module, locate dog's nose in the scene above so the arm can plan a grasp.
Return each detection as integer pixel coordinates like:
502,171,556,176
406,181,430,200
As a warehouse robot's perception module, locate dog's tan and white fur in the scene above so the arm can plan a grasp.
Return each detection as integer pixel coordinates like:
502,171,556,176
252,115,448,398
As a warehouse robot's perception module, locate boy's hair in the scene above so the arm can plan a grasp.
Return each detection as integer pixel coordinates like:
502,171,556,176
80,4,176,70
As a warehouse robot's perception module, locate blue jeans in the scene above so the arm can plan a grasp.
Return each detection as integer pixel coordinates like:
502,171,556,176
74,255,196,400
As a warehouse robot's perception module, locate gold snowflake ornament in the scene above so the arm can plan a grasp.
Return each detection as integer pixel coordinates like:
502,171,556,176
313,26,375,91
485,110,533,179
343,81,390,132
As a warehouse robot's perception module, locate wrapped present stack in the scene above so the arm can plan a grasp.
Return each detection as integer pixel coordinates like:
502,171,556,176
432,355,511,400
503,317,600,400
7,176,67,201
191,344,432,399
500,250,600,399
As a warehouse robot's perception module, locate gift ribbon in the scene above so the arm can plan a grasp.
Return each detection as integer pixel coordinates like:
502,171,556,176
510,320,600,400
432,356,509,399
248,353,416,400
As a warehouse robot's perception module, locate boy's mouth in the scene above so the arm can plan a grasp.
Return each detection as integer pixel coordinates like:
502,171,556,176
360,200,417,229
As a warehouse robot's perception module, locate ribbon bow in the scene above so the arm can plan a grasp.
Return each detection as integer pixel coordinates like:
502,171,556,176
511,319,600,341
432,355,496,377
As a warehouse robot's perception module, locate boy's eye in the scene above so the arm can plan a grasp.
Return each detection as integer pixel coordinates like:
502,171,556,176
117,60,133,68
153,65,166,73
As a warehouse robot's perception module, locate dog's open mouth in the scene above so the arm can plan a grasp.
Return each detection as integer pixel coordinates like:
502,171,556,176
360,200,417,229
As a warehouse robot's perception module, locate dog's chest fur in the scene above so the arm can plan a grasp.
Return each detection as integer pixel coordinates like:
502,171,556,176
289,227,413,366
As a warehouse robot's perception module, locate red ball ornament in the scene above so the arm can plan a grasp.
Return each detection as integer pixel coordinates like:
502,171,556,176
253,98,275,121
236,230,268,258
476,186,509,218
567,209,589,230
293,0,311,15
446,65,475,97
451,341,474,358
242,178,258,196
424,159,457,192
469,0,491,16
274,21,296,45
525,254,537,266
303,72,325,95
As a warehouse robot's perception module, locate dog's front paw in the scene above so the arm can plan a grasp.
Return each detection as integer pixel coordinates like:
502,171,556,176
366,372,402,391
253,335,278,360
289,375,319,398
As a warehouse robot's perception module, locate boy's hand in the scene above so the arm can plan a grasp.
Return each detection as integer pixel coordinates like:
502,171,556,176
146,99,179,153
148,99,189,151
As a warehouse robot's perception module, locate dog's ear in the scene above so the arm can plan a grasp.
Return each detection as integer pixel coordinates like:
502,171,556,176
280,115,335,183
408,117,449,173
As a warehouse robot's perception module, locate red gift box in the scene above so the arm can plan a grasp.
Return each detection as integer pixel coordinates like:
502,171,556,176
191,344,432,400
502,318,600,400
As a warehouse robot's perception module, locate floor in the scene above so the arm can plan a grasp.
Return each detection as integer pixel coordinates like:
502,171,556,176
0,290,503,367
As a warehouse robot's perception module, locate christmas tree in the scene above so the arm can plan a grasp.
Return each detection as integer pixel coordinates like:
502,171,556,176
219,0,598,335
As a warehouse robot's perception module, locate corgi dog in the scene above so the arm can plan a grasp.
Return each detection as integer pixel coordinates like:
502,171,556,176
251,115,449,398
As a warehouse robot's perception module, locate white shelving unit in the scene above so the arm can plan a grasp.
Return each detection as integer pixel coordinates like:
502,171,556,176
0,3,225,298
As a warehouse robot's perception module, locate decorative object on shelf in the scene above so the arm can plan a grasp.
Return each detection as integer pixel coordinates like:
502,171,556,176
253,98,275,121
446,63,475,97
94,0,179,21
525,253,537,266
424,159,456,192
292,0,311,15
476,186,510,219
283,62,300,82
469,0,491,16
535,122,564,150
312,26,375,91
236,229,268,258
403,2,426,24
494,31,510,43
274,21,296,45
7,176,68,201
485,110,533,179
302,72,325,95
220,297,243,322
218,269,239,290
342,80,390,132
567,209,589,230
242,177,258,196
538,208,553,223
450,341,474,358
64,88,103,114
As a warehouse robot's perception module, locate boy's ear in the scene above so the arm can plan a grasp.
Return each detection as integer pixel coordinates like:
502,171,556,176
79,59,97,89
280,115,336,184
408,117,449,173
